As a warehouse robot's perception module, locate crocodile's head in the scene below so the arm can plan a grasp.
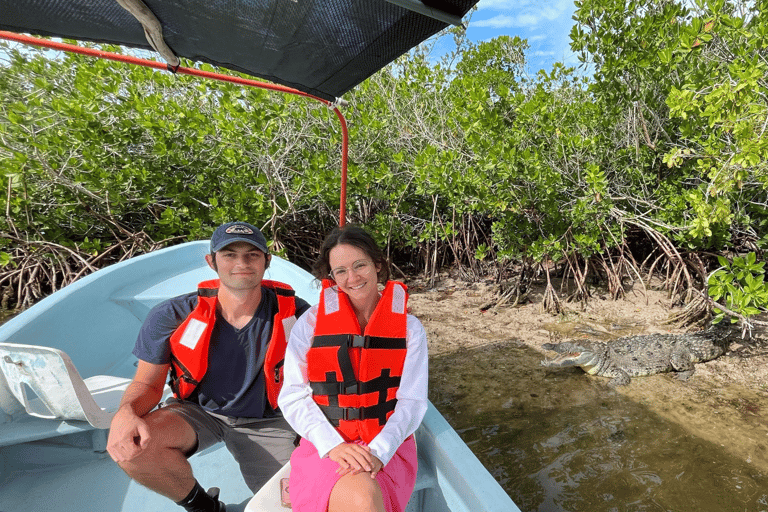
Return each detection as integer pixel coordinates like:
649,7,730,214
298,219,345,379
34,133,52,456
541,345,601,373
546,350,595,366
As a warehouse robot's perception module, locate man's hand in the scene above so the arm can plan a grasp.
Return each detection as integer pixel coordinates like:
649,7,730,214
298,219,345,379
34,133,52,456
106,360,168,463
106,406,151,463
328,442,384,478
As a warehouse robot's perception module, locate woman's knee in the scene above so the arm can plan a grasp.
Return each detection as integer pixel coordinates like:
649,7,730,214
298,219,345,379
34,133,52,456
329,473,384,512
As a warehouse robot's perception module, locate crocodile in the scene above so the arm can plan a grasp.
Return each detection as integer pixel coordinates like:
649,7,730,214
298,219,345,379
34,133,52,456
540,325,736,387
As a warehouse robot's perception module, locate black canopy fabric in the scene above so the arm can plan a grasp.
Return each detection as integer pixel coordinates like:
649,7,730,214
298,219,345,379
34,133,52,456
1,0,478,101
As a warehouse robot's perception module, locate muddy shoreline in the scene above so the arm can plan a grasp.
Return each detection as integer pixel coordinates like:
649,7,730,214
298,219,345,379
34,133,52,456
407,274,768,476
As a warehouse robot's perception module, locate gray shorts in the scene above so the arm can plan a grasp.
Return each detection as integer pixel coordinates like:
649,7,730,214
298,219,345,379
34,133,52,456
162,398,296,492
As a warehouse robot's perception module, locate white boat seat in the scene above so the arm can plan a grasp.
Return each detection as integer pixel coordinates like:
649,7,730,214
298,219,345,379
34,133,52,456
0,343,131,429
244,461,290,511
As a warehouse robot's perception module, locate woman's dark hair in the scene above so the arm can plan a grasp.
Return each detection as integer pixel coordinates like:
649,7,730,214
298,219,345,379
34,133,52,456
312,225,389,284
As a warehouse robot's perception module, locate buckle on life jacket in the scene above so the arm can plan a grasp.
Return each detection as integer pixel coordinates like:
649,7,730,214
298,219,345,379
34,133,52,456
323,405,365,421
169,354,200,397
274,359,284,382
342,407,364,421
343,381,361,394
309,380,360,395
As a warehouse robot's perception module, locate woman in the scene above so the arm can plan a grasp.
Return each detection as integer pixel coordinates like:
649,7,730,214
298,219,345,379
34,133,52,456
278,226,428,512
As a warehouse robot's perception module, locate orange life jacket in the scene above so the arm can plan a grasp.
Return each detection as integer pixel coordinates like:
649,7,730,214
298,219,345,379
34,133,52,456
307,280,408,443
168,278,298,409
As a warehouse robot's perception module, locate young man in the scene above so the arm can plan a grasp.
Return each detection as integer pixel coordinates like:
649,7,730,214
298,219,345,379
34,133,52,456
107,221,310,512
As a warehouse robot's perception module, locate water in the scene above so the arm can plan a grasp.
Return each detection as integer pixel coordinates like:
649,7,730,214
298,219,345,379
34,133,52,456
429,341,768,512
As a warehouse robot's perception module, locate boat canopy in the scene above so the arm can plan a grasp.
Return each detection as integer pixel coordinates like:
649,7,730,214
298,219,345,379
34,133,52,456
0,0,478,101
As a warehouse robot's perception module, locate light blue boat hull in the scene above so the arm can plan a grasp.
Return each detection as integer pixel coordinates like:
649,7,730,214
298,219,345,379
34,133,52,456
0,241,518,511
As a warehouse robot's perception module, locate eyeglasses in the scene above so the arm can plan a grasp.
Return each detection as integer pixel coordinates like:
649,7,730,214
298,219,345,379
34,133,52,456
329,259,374,281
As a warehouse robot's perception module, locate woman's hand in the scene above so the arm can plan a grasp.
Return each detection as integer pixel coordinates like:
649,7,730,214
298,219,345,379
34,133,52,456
328,442,383,478
367,454,384,478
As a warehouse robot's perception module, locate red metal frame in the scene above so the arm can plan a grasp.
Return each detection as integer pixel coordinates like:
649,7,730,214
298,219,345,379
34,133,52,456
0,30,348,226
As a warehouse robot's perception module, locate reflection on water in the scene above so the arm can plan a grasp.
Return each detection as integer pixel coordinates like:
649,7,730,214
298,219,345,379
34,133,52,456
429,341,768,512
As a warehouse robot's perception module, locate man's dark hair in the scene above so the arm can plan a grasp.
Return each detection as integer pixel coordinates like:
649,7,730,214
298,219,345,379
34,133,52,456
312,225,389,283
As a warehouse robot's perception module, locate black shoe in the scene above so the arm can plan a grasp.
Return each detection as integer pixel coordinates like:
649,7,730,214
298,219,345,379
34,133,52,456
206,487,226,512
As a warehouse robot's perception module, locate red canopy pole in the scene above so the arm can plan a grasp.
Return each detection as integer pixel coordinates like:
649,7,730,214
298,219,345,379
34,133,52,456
0,30,350,227
331,108,348,227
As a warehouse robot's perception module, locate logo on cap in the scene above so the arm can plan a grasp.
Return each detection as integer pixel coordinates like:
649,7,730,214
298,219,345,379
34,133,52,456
226,225,254,235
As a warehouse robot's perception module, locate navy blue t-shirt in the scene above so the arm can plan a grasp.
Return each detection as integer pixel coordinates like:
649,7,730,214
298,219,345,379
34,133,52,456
134,287,309,418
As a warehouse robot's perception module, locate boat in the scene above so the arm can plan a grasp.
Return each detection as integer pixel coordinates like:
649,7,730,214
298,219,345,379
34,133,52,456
0,242,519,511
0,1,519,510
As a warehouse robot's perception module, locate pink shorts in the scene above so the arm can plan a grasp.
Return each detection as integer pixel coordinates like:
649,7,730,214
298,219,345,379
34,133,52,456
288,436,417,512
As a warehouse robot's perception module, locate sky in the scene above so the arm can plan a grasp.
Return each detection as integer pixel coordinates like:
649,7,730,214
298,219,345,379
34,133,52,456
434,0,581,75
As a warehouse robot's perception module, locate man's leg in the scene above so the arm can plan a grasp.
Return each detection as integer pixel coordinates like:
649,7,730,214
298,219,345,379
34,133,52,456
115,407,199,500
222,416,296,492
115,400,226,511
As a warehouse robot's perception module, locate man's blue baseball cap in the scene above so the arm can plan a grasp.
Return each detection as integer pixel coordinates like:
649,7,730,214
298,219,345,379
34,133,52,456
210,221,269,253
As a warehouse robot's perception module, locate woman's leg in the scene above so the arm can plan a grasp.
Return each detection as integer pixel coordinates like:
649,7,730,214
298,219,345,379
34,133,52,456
328,472,385,512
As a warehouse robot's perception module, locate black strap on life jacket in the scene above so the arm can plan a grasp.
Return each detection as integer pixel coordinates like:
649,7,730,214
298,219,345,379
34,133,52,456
310,368,402,426
169,353,201,397
198,287,218,298
310,369,402,396
336,335,358,391
319,399,398,425
271,286,296,297
311,334,407,350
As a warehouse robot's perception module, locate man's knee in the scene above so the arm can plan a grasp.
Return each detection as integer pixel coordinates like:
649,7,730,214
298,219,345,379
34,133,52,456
116,409,197,473
145,407,198,452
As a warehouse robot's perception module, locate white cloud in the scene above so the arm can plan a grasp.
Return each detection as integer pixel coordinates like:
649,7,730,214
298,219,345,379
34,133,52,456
477,0,532,10
473,14,537,28
478,0,573,12
472,0,573,28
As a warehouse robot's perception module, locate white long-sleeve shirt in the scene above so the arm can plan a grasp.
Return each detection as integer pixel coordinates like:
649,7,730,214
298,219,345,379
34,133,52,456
278,304,428,466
